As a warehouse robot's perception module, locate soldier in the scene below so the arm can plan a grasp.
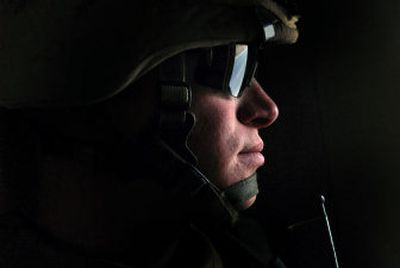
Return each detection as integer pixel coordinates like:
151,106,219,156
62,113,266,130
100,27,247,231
0,0,299,267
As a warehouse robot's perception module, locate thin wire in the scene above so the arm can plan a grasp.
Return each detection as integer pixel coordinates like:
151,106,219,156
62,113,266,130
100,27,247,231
321,195,340,268
287,216,322,231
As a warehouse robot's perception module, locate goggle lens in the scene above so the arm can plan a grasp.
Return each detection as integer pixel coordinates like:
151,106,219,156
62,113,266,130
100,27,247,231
189,44,258,97
229,45,248,97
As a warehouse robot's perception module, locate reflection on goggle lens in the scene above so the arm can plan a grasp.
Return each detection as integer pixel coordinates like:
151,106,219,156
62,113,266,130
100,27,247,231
190,44,258,97
229,45,248,97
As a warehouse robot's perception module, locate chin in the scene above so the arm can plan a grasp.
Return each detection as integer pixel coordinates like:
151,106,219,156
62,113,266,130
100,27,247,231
238,196,257,211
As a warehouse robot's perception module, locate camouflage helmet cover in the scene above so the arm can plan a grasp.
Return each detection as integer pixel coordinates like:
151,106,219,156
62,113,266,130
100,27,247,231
0,0,299,108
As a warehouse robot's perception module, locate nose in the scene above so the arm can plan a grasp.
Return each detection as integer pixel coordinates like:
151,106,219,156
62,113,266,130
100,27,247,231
237,79,279,129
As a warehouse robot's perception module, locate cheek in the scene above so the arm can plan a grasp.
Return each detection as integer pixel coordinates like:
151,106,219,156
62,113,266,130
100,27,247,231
189,119,237,186
188,97,241,187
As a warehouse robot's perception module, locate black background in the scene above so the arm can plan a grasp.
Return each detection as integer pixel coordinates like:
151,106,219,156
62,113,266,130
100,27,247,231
251,1,400,267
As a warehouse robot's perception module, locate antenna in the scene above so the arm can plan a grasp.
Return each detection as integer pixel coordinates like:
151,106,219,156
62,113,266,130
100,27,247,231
321,195,340,268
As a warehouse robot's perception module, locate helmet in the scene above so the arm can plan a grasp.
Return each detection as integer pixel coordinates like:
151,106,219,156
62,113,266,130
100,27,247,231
0,0,298,108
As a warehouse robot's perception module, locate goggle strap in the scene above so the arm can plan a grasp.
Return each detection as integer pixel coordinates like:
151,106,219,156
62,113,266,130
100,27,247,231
160,84,191,110
158,51,192,112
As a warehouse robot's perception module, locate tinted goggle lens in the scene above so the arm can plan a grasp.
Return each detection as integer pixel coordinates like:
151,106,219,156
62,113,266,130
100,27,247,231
189,44,258,97
229,45,248,96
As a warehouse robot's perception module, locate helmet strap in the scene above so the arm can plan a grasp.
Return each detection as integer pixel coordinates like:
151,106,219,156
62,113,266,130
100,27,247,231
156,53,241,230
222,173,259,209
158,52,197,165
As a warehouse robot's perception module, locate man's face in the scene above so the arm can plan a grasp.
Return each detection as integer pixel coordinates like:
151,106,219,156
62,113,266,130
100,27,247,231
188,79,279,209
104,69,278,210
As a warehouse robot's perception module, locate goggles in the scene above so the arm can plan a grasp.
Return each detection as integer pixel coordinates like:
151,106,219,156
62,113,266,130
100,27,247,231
187,43,259,97
159,7,281,99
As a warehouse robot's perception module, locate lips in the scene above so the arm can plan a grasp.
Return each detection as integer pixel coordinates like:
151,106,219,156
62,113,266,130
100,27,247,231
240,142,264,154
238,142,265,168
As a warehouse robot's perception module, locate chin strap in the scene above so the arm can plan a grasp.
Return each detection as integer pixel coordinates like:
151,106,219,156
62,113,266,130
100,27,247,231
221,173,259,209
155,139,238,231
156,139,261,233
